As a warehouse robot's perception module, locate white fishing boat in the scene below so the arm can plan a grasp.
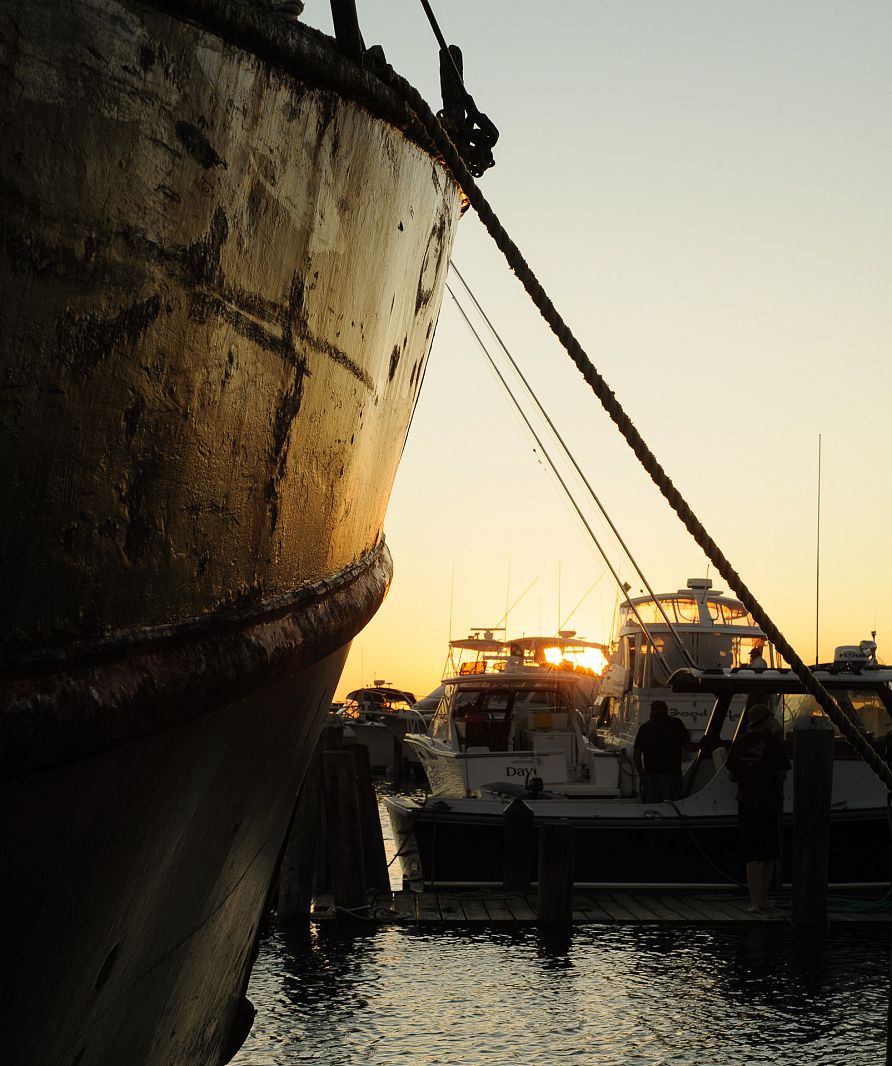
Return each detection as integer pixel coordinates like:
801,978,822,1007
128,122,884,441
403,629,609,797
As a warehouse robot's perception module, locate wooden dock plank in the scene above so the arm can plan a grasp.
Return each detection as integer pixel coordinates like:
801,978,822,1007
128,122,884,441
596,894,642,922
505,894,537,921
436,893,466,920
692,895,764,922
312,888,892,925
625,892,683,922
573,891,618,923
610,893,665,922
387,891,416,922
416,891,442,922
483,896,515,921
459,897,490,921
653,894,698,922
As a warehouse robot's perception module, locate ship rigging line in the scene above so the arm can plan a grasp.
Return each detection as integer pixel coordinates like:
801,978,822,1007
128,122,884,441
376,64,892,790
446,279,683,680
450,263,699,678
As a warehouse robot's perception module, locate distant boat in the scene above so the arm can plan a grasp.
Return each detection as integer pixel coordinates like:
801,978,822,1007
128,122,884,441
0,3,461,1064
334,683,426,775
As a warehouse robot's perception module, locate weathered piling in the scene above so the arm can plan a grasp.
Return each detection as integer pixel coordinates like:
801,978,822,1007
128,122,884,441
792,711,834,926
277,724,344,918
320,749,369,916
502,797,535,891
350,742,391,891
277,754,323,920
536,820,575,924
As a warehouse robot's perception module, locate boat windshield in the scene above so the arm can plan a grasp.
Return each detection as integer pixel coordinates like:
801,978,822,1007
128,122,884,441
781,689,892,742
634,633,767,685
340,689,413,717
621,597,758,629
430,681,573,744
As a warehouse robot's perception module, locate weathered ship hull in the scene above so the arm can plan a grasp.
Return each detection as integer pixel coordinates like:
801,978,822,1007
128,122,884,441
0,2,460,1063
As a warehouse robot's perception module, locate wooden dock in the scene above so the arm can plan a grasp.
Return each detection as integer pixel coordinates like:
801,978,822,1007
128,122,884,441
308,888,892,925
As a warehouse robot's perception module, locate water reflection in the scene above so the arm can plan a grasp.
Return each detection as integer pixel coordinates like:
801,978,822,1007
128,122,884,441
234,920,888,1066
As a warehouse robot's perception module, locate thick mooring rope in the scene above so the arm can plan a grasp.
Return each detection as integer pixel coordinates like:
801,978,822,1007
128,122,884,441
369,63,892,792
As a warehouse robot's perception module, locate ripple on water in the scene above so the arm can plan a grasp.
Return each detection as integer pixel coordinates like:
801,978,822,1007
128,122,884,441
232,921,889,1065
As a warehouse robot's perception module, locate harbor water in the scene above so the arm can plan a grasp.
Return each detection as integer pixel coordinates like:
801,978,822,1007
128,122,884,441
232,790,890,1065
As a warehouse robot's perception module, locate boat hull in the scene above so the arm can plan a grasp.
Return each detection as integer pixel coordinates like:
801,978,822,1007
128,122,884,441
1,1,460,1063
387,797,892,889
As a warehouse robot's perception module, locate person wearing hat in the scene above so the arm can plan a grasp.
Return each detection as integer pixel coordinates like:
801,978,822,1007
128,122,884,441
748,645,768,670
727,703,791,912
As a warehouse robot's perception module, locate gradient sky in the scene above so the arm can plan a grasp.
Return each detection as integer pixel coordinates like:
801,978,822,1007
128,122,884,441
300,2,892,700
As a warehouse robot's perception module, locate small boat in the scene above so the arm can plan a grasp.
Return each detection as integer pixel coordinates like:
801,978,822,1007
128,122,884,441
387,586,892,889
334,682,427,775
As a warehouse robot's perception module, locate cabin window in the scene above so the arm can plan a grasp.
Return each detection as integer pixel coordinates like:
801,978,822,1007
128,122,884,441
672,597,701,624
645,637,689,686
782,690,892,742
695,634,733,670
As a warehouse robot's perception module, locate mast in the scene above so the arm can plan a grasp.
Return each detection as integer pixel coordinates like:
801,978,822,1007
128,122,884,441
815,433,822,666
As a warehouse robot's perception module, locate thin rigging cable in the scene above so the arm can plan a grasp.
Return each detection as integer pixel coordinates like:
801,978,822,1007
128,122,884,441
446,280,680,675
447,271,698,675
450,263,703,671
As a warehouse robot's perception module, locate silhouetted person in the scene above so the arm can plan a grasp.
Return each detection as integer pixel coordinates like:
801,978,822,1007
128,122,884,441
727,703,791,912
748,645,768,670
633,699,698,802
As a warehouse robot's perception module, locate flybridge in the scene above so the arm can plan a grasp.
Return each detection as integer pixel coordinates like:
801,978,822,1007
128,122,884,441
444,630,609,681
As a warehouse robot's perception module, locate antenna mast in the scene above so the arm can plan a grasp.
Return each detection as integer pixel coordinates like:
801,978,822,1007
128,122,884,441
815,433,822,666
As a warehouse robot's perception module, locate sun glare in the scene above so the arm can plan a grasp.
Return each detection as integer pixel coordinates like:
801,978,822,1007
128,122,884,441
543,646,609,675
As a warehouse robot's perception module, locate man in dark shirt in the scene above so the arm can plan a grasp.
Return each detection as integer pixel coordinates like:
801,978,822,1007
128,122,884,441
727,703,791,911
633,700,698,802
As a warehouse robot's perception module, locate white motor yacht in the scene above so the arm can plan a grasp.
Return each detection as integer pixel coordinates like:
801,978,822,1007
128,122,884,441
403,630,609,797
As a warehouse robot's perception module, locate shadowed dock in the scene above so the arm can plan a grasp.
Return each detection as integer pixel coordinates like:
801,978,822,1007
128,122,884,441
308,888,892,925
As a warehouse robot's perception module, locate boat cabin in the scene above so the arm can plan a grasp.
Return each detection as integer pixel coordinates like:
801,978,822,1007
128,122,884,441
406,631,615,797
596,578,771,745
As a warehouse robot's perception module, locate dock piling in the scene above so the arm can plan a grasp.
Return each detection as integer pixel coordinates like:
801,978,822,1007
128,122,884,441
502,797,534,891
350,742,391,891
536,820,574,924
277,723,344,919
792,711,834,926
276,752,323,920
320,749,369,917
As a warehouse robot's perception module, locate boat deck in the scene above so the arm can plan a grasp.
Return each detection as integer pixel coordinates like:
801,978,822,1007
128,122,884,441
309,888,892,925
